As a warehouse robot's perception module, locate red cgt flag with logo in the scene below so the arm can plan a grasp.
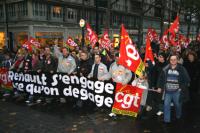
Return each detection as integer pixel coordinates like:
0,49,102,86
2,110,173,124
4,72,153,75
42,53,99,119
112,83,144,117
99,30,111,50
86,23,98,48
118,24,145,76
169,15,179,35
144,35,155,65
66,36,78,47
147,28,160,43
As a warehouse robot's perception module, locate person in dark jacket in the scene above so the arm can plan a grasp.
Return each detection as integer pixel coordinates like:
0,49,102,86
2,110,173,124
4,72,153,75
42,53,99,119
39,46,58,73
151,52,168,116
183,51,200,102
79,50,93,77
157,54,190,123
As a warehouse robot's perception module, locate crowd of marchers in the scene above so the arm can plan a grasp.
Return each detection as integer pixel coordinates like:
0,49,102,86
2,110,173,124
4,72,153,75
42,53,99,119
1,41,200,124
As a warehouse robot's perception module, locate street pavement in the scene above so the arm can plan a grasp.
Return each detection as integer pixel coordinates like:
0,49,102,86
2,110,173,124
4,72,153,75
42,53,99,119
0,96,200,133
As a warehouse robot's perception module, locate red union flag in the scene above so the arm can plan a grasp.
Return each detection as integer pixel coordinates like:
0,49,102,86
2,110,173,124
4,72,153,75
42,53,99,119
86,23,98,48
112,83,143,117
66,36,78,47
169,33,178,46
160,29,169,50
118,24,145,76
147,28,159,43
169,15,180,35
99,30,111,50
144,36,155,64
22,41,32,52
184,38,191,48
29,37,40,48
0,68,13,91
197,34,200,42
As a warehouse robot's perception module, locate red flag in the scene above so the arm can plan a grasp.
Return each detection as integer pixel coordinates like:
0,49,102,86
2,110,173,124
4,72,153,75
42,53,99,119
169,33,178,46
112,83,143,117
167,15,180,46
144,36,155,64
86,23,98,48
197,34,200,42
160,29,169,50
184,38,191,48
29,37,40,48
0,68,13,91
22,41,32,52
66,36,78,47
118,24,145,76
147,28,160,43
177,34,191,48
169,15,179,35
99,30,111,50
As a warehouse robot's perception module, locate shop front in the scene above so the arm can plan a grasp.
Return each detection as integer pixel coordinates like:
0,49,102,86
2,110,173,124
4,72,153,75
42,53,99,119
13,32,28,51
0,32,5,50
35,32,63,47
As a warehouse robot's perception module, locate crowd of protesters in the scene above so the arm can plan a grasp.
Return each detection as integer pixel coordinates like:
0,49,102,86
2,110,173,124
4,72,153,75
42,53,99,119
1,40,200,124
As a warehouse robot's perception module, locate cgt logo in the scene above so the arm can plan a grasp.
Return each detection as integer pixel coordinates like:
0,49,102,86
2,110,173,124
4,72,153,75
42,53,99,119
115,92,140,109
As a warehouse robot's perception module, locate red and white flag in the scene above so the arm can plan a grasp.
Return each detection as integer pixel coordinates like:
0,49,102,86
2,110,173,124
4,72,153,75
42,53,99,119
147,28,160,43
112,83,144,117
169,15,180,35
144,35,155,65
197,34,200,42
86,23,98,48
169,33,178,46
29,37,40,48
99,30,111,50
22,39,33,52
160,29,169,50
184,38,191,48
118,24,145,76
66,36,78,47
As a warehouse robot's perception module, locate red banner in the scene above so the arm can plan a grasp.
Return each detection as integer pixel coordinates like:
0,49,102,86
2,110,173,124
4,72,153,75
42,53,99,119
197,34,200,42
144,35,155,64
147,28,160,43
99,30,111,50
178,34,190,48
118,24,144,76
160,29,169,50
112,83,143,117
169,15,179,35
0,68,13,91
66,37,78,47
29,37,41,48
86,23,98,48
22,37,40,52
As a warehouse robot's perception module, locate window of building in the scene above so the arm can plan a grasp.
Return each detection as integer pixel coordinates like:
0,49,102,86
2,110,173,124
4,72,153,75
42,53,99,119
18,1,28,16
8,3,16,17
66,8,77,21
0,5,3,18
85,10,90,22
154,7,161,17
33,2,46,17
112,14,119,26
53,6,63,18
135,17,139,28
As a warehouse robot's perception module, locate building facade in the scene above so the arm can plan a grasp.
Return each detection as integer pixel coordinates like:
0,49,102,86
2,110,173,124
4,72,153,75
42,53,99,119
0,0,198,51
